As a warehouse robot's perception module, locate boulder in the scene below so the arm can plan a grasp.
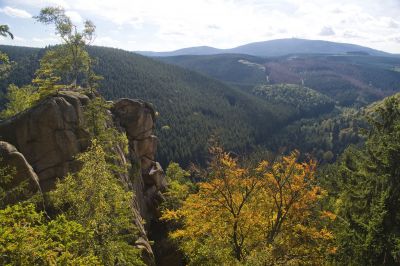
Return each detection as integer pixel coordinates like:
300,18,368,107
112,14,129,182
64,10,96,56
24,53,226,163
0,141,41,204
0,92,90,191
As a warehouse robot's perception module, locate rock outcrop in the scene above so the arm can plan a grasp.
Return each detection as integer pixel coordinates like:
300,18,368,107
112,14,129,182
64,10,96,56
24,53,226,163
0,91,90,191
0,92,167,265
0,141,41,205
112,99,167,222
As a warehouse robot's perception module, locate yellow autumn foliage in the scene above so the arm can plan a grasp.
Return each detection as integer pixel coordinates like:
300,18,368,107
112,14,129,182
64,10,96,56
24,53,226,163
162,149,335,265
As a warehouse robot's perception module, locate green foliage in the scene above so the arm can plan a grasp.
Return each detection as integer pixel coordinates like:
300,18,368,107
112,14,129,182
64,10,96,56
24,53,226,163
0,203,100,265
0,84,40,119
0,51,14,81
159,54,267,87
161,162,195,211
0,45,276,165
32,45,87,96
84,96,129,156
35,7,95,45
0,157,40,208
0,29,16,83
2,44,400,167
160,53,400,107
84,97,112,140
253,83,335,119
87,46,282,166
0,158,16,207
323,95,400,264
34,7,96,89
50,140,144,265
0,46,40,91
267,106,367,162
0,25,14,39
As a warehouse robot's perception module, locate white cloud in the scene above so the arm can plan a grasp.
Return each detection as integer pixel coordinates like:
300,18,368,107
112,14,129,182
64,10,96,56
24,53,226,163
7,0,70,8
319,26,335,36
13,36,26,41
388,20,399,28
53,0,397,51
94,36,121,48
0,6,31,18
65,10,82,23
4,0,400,53
32,36,59,44
342,31,364,39
389,36,400,43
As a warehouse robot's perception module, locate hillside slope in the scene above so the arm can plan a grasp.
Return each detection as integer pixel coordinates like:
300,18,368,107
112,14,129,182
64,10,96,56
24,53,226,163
1,45,307,165
160,53,400,106
88,46,284,165
157,54,267,88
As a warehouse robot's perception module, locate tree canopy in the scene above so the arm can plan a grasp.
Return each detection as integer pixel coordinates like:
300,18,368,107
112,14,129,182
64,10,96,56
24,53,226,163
34,6,97,91
323,96,400,265
162,148,335,265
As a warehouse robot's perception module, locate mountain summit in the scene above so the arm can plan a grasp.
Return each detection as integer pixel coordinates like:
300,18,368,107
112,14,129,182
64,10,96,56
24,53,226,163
137,38,390,57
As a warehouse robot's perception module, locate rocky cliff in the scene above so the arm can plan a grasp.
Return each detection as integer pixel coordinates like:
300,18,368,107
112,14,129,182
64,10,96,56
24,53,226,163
0,91,167,265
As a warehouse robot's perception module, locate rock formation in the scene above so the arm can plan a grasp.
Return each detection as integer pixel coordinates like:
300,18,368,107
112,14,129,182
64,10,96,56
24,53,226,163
0,91,167,265
0,91,90,191
0,141,41,205
112,98,167,222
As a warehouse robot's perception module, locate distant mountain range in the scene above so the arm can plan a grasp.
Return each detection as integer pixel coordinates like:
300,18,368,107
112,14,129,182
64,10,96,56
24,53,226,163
137,38,391,57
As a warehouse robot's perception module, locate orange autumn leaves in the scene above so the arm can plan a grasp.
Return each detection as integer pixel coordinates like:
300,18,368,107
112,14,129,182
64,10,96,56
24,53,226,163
162,148,335,265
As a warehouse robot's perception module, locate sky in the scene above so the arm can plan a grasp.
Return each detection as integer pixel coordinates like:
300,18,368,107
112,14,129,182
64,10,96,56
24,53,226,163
0,0,399,53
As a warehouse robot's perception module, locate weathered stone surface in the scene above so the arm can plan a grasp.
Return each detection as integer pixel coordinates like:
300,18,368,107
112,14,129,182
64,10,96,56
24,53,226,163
136,237,156,266
0,141,41,204
0,91,90,191
147,162,167,191
134,135,158,160
0,92,166,265
112,99,155,140
112,98,167,223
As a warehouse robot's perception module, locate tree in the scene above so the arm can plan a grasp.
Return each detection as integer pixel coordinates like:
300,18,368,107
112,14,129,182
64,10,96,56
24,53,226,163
50,140,144,265
0,52,13,81
0,84,40,119
83,96,129,158
330,96,400,265
0,203,100,265
32,46,78,97
34,7,96,89
0,158,16,208
0,25,14,39
0,25,14,80
162,147,335,265
161,162,195,211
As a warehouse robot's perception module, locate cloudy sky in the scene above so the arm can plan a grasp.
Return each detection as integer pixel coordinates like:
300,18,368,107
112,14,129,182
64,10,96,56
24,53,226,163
0,0,399,53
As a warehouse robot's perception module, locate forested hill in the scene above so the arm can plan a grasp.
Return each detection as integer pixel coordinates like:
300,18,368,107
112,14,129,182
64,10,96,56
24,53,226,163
1,45,334,166
160,53,400,106
88,46,284,165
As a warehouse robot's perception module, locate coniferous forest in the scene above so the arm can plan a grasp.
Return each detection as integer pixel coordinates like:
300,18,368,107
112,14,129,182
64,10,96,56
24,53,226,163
1,3,400,266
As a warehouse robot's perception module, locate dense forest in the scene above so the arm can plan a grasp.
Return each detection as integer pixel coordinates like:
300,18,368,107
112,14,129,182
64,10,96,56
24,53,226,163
160,94,400,265
1,5,400,266
160,53,400,106
0,44,346,166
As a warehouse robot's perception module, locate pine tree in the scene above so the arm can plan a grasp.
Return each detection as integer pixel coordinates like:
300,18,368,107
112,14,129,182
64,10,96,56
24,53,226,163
332,96,400,264
51,140,144,265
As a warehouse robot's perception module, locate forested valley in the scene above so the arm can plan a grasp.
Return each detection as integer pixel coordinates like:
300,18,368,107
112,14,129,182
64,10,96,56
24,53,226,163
1,5,400,266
